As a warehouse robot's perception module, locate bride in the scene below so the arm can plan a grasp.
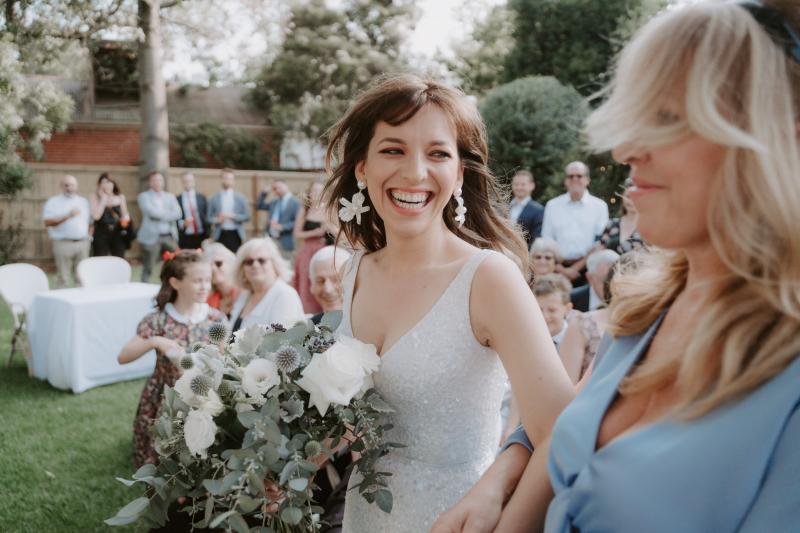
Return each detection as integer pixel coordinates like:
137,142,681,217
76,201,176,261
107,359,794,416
323,74,575,532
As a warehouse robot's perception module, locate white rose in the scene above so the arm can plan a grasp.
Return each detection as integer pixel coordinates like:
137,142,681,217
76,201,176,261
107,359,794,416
184,408,217,458
297,336,380,416
230,325,265,357
241,358,279,404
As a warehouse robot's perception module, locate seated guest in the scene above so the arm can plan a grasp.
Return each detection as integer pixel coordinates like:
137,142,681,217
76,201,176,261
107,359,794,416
570,249,619,312
598,176,645,255
308,245,352,324
229,238,304,333
203,242,239,317
529,237,562,283
117,250,225,468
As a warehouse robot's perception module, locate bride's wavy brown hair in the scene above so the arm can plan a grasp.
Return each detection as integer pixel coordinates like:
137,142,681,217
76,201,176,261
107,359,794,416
587,1,800,419
323,73,528,272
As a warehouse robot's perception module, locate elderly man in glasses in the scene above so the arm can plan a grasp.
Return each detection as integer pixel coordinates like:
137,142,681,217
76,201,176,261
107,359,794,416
541,161,609,287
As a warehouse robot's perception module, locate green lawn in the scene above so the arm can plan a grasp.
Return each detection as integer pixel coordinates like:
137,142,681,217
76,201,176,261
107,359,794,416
0,271,152,532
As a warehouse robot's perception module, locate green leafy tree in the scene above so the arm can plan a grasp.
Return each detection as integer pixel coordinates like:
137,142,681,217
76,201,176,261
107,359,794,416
171,122,274,170
479,76,588,200
447,3,515,97
250,0,416,141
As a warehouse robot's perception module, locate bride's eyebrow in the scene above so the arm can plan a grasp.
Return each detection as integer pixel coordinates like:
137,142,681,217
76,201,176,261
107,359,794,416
376,137,406,145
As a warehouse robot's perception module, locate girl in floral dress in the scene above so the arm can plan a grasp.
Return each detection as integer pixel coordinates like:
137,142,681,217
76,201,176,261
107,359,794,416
118,250,226,468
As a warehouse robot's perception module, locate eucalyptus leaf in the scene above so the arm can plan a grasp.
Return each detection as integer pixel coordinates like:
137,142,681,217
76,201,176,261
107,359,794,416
279,461,298,485
204,493,214,527
367,396,394,413
115,477,138,487
247,470,265,496
221,470,244,493
280,506,304,526
209,509,238,528
238,410,262,429
258,332,283,354
228,511,250,533
132,464,157,480
375,489,393,513
285,321,312,345
288,477,308,492
237,493,261,513
104,496,150,526
320,310,343,331
202,478,224,496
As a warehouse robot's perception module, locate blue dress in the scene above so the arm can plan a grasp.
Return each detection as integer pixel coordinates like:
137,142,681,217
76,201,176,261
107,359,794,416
507,315,800,532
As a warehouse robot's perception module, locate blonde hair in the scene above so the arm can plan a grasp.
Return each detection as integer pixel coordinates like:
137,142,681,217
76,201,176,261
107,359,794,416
532,273,572,305
587,1,800,418
530,237,562,263
233,238,292,290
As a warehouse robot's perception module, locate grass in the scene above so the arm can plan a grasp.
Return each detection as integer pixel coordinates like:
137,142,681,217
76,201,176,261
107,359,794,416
0,266,154,532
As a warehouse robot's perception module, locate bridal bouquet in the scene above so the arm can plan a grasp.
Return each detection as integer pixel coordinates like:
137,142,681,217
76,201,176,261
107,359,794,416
107,313,400,532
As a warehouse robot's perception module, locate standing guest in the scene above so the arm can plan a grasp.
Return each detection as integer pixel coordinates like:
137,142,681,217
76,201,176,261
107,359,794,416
529,237,562,282
117,250,226,468
42,175,91,287
293,180,334,314
569,249,619,313
208,168,250,253
137,171,182,282
598,176,645,255
176,172,207,250
257,179,300,254
434,2,800,531
202,242,239,317
508,169,544,249
90,173,130,258
541,161,609,286
308,245,352,324
228,237,304,333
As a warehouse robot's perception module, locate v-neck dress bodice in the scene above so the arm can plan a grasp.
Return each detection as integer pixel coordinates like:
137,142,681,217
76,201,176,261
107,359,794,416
340,249,507,532
545,315,800,533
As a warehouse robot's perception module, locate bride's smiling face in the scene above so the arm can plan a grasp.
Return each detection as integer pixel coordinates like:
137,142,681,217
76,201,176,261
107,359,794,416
356,104,463,239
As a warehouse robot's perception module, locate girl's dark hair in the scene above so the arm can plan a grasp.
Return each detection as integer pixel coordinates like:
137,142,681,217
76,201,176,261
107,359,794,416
155,250,205,310
323,73,529,271
97,173,120,195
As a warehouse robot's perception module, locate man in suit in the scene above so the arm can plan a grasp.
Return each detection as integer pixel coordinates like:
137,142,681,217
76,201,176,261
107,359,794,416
207,168,250,253
137,171,182,282
508,169,544,249
257,179,300,254
176,172,208,249
570,249,620,312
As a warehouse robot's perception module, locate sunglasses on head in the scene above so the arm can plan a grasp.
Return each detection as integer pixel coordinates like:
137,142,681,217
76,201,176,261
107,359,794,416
533,254,554,260
243,257,269,267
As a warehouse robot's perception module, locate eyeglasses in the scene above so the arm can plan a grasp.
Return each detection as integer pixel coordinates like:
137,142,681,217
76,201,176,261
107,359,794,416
213,260,224,268
243,257,269,267
566,174,586,180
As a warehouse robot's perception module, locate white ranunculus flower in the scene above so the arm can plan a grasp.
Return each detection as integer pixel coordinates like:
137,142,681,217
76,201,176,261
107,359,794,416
184,409,217,458
241,358,279,404
230,325,264,357
198,390,224,416
297,336,380,416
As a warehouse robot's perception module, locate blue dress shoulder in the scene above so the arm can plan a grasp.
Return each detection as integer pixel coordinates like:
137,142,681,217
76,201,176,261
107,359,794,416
538,314,800,533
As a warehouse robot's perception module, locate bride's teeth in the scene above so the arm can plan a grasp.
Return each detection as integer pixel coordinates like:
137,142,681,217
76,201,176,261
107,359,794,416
391,191,429,203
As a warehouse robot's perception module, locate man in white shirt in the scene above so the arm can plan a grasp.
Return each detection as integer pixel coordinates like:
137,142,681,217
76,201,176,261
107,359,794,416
42,175,91,287
176,172,208,250
208,169,250,253
508,169,544,249
541,161,609,286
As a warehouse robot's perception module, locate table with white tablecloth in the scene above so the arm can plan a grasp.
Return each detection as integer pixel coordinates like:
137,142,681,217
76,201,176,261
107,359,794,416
29,283,159,393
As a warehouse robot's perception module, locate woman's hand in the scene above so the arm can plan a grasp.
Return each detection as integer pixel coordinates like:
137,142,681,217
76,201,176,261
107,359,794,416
151,337,184,358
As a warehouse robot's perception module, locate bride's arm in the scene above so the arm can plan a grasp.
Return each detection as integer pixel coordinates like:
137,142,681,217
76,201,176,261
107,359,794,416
494,436,554,533
471,254,575,445
430,443,531,533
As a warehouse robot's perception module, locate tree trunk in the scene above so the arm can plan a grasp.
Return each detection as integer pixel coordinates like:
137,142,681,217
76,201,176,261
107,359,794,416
137,0,170,190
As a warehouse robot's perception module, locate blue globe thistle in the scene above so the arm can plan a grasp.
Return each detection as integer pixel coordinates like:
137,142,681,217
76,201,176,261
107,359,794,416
179,355,194,370
274,345,300,373
190,374,213,396
207,322,230,343
217,379,236,399
190,341,205,353
304,440,322,458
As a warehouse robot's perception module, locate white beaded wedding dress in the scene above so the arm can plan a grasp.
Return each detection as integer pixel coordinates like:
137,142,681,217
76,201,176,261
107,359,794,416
339,249,507,532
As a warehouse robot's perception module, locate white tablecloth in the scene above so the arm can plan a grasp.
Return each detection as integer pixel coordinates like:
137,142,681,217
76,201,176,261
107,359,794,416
29,283,159,393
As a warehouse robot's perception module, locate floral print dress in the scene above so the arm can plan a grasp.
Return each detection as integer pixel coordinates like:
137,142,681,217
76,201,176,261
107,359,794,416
132,303,226,468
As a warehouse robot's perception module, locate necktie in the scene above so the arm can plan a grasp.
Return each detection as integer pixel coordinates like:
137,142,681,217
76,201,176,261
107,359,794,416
188,193,199,235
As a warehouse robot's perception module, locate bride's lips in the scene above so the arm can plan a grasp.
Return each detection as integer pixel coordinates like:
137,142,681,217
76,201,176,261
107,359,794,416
387,188,434,215
628,176,665,198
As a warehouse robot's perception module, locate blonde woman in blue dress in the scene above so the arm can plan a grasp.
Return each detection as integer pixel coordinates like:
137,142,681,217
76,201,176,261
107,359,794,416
434,1,800,532
323,74,575,532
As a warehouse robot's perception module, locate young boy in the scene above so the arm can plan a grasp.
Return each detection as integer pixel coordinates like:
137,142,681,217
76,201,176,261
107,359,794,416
532,273,573,349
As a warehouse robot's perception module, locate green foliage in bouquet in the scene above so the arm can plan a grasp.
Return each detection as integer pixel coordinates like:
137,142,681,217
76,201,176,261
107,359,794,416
107,312,402,532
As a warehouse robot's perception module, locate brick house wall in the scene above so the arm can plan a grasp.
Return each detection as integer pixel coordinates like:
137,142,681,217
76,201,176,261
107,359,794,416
37,122,142,166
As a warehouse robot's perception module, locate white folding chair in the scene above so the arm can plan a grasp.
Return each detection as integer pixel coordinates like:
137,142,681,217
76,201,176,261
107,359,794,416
0,263,49,369
77,256,132,288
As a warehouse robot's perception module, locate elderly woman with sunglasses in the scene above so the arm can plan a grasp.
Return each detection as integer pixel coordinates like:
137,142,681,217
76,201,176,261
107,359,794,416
228,237,304,333
202,242,239,317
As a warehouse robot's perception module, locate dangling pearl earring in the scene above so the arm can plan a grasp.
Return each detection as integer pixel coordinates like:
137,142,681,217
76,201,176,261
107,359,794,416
339,179,370,225
453,187,466,227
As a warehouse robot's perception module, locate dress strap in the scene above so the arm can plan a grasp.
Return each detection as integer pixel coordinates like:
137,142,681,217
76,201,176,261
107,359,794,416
340,250,365,334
